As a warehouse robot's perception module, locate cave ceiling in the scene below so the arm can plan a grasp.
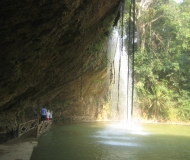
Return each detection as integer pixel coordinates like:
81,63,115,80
0,0,122,114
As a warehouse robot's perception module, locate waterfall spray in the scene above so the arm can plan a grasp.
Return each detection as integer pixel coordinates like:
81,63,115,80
107,28,132,124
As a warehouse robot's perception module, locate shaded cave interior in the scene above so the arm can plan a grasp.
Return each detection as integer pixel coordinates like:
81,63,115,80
0,0,133,134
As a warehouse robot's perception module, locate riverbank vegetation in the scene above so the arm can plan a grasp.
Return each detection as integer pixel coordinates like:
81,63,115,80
125,0,190,121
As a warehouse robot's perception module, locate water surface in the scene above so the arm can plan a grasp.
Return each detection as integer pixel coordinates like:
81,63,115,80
31,122,190,160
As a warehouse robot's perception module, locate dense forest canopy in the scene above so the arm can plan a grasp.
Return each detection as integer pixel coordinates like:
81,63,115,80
125,0,190,121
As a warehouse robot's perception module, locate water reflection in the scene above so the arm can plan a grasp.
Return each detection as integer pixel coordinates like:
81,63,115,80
93,122,147,147
95,122,150,136
93,135,134,140
98,140,140,147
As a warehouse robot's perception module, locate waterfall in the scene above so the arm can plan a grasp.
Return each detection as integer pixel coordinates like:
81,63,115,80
107,28,132,124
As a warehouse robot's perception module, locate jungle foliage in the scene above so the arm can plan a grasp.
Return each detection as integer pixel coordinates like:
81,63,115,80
126,0,190,121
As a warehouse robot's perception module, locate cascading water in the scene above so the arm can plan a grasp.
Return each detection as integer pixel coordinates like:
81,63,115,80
107,28,132,125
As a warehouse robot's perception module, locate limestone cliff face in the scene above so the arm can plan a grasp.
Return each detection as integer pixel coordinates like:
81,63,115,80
0,0,121,133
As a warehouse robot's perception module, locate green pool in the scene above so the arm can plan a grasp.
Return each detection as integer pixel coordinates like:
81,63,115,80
30,122,190,160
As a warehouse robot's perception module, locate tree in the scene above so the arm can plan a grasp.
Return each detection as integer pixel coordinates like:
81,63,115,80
130,0,190,120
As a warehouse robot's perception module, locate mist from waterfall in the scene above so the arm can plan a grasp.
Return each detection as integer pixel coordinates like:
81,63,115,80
107,28,132,124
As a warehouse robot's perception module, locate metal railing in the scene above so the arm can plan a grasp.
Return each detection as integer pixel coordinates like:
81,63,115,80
18,119,39,137
18,119,53,138
36,120,52,138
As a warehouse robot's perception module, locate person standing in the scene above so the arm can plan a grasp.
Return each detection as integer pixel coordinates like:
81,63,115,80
49,111,53,120
46,110,50,120
40,107,47,121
